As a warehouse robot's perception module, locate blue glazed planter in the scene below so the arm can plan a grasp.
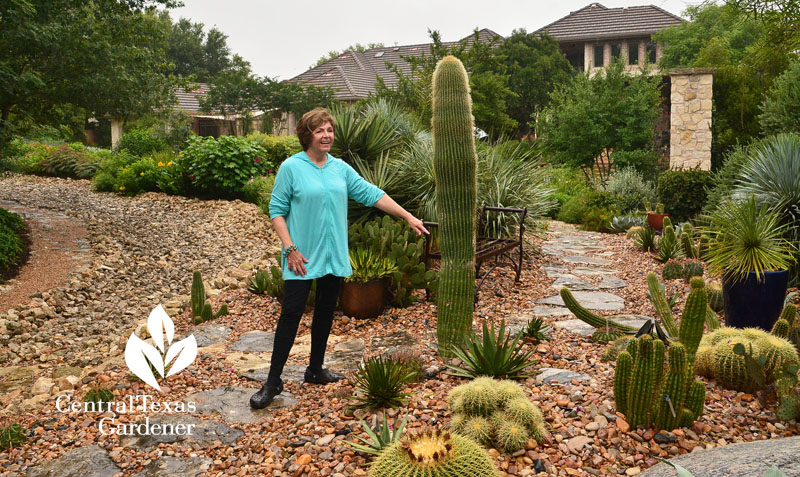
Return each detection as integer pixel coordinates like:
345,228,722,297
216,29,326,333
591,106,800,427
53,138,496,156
723,270,790,331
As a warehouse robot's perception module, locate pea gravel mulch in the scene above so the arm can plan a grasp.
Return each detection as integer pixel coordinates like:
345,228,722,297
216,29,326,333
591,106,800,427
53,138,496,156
0,175,798,476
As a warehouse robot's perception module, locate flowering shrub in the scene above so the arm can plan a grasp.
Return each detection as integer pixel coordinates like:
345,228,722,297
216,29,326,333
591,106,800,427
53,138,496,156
180,135,270,198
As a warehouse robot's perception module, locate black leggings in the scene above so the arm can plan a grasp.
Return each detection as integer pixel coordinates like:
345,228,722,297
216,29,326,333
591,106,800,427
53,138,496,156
266,274,342,387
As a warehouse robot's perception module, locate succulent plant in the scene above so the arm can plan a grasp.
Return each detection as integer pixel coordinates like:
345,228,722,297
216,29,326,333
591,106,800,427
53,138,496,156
190,271,228,324
682,260,704,281
706,281,724,313
662,260,683,281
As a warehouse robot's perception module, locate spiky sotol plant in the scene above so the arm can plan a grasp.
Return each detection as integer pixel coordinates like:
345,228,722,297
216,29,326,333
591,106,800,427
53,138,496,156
432,56,478,357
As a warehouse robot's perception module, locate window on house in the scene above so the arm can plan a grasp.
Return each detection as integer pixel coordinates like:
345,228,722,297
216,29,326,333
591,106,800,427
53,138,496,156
646,41,657,63
594,44,604,68
628,41,639,65
611,43,622,60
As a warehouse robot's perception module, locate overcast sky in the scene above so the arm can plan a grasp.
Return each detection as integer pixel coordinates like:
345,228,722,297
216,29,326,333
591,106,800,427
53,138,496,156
170,0,703,81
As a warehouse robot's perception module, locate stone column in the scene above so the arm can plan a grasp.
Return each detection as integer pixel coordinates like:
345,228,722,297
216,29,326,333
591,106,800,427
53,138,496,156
110,118,122,149
669,68,715,170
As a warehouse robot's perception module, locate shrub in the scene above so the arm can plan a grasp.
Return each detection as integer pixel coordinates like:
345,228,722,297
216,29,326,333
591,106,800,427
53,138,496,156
91,150,140,192
759,61,800,135
446,321,538,379
35,143,101,179
115,128,167,157
556,194,586,224
0,423,26,450
704,139,763,214
606,166,657,214
150,150,188,196
181,135,270,198
611,149,661,181
657,169,713,222
1,140,51,174
546,166,591,217
582,207,614,233
245,133,301,167
241,175,275,213
113,157,160,196
0,208,25,276
349,355,416,410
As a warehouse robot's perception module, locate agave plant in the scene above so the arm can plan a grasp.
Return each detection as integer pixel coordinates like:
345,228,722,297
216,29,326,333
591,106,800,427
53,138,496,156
346,248,398,283
634,225,657,252
349,355,416,409
446,320,538,379
347,410,407,456
702,195,796,282
610,214,645,233
518,316,552,342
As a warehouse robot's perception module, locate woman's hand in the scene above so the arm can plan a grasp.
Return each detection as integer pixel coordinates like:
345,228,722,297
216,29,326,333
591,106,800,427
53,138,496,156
287,250,309,277
406,215,429,236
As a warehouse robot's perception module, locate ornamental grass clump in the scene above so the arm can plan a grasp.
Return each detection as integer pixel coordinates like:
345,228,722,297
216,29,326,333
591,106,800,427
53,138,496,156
446,320,538,380
447,377,545,453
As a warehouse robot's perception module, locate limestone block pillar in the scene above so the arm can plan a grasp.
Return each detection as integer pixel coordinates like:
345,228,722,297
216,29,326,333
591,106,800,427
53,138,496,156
669,68,715,170
110,118,122,149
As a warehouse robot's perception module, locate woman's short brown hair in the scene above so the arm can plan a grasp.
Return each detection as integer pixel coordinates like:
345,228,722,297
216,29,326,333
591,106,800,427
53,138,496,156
296,108,336,151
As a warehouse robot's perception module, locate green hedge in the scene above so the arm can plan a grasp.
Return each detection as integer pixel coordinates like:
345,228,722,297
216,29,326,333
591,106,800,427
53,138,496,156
0,208,25,277
657,170,712,222
245,134,301,168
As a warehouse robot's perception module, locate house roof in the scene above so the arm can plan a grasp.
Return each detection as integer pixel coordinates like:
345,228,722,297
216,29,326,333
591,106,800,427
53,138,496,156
535,3,684,42
176,83,210,114
287,29,500,101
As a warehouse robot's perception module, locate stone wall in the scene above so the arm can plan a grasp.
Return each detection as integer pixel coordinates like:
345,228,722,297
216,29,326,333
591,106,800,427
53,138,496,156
669,68,714,170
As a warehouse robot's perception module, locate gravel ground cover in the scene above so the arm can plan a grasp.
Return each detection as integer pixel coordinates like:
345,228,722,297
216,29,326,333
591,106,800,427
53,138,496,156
0,175,798,476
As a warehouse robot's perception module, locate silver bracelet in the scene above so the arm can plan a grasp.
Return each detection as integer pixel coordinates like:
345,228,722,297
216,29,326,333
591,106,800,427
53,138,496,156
283,245,298,259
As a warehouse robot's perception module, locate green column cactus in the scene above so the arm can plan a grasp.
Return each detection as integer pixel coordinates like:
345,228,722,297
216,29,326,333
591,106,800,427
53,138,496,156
615,335,666,428
647,273,679,337
559,288,638,333
191,271,206,318
652,343,694,430
678,277,708,360
432,56,478,356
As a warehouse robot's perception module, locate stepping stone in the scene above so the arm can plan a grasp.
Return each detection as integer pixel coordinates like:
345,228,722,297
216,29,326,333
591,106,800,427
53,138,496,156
562,255,612,266
542,265,570,273
572,267,619,276
536,291,624,311
597,275,627,289
536,368,591,385
241,364,307,384
551,276,596,291
185,386,297,424
229,331,274,353
191,324,231,347
325,338,365,372
132,457,213,477
532,306,573,317
370,331,418,352
553,315,649,336
27,445,120,477
52,366,82,379
120,415,244,451
225,352,269,374
0,365,46,393
640,435,800,476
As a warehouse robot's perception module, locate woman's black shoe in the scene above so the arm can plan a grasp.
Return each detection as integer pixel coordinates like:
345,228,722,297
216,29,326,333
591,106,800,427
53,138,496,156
249,380,283,409
304,367,345,384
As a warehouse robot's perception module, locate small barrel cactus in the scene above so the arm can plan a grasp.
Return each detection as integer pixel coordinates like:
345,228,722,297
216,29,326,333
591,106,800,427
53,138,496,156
682,260,704,281
706,281,724,313
662,260,683,281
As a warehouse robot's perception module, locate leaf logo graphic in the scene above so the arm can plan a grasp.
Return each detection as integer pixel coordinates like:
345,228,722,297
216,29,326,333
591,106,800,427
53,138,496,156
124,305,197,392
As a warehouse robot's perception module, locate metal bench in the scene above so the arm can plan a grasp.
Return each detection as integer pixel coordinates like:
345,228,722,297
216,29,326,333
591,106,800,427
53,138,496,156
423,205,527,302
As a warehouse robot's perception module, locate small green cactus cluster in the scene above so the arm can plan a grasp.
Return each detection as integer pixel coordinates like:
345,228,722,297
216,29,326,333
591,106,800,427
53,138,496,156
601,336,634,362
191,271,228,325
592,328,622,343
614,278,709,429
643,198,664,214
626,225,643,240
775,364,800,422
448,377,545,453
695,326,800,392
247,266,283,297
771,304,800,351
680,223,700,259
705,281,724,313
655,217,685,263
682,260,704,281
348,215,438,307
369,428,499,476
662,260,683,281
83,387,114,404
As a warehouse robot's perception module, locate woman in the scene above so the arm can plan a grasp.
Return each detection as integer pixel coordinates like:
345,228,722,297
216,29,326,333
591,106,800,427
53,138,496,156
250,107,427,409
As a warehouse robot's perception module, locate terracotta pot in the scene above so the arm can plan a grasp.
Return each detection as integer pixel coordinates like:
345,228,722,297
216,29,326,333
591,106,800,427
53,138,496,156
647,213,669,231
341,279,386,319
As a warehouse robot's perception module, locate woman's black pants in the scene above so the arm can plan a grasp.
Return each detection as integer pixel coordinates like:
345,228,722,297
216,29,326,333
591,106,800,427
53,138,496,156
265,274,342,387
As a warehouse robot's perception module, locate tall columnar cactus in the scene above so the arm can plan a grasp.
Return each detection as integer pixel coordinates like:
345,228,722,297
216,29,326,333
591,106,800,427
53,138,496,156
432,56,478,356
560,288,638,333
681,223,700,259
678,278,708,360
647,273,678,337
191,271,206,318
614,335,665,427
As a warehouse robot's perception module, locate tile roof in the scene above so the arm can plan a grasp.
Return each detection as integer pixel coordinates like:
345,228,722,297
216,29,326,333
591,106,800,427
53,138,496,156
287,29,500,101
535,3,684,42
176,83,210,114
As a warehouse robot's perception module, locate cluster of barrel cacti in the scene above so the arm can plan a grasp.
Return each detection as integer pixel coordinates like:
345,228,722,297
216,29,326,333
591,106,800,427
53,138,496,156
662,259,703,282
369,428,499,476
770,304,800,351
613,278,708,429
191,271,228,325
694,319,800,393
348,215,438,307
431,56,478,356
448,377,545,453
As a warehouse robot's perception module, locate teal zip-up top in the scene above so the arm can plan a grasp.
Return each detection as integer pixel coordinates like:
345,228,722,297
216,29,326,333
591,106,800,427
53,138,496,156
269,151,385,280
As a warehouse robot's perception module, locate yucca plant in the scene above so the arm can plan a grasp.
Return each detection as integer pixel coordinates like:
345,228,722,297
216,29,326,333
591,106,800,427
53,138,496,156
447,320,538,379
347,410,407,457
702,195,796,282
349,355,416,409
634,225,657,252
330,99,418,164
519,316,552,342
346,248,398,283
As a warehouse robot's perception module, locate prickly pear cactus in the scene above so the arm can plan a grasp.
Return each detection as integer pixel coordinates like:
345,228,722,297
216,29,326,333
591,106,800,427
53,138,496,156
432,56,478,356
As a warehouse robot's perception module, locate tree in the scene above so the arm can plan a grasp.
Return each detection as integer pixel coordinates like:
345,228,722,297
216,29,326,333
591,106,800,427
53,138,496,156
375,29,517,137
497,30,575,137
728,0,800,55
160,12,236,82
539,59,662,183
0,0,177,146
654,2,791,166
314,42,386,67
759,61,800,134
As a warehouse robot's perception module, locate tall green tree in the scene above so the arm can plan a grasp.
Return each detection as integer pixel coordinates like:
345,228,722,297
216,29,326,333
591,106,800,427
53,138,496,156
160,12,237,82
759,61,800,134
654,2,790,166
539,59,662,183
375,29,517,137
497,30,575,137
0,0,178,146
